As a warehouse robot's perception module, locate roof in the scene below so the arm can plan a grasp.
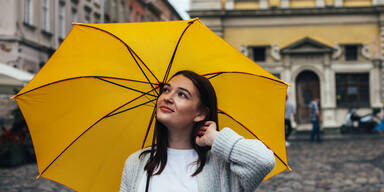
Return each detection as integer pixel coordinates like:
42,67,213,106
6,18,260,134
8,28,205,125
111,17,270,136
280,36,336,54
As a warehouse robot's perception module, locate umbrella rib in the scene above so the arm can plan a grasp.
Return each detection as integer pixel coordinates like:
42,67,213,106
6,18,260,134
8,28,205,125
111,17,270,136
141,105,157,149
13,76,156,99
203,72,224,80
95,77,157,98
162,20,196,83
128,47,160,84
218,109,290,169
75,24,160,95
107,99,156,118
38,87,158,178
126,47,159,96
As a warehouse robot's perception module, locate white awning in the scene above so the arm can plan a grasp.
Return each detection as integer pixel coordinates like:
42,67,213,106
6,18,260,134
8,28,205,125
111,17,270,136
0,63,34,82
0,63,35,94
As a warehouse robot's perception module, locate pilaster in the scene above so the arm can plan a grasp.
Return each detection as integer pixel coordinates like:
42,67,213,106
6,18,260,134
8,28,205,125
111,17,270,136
379,13,384,105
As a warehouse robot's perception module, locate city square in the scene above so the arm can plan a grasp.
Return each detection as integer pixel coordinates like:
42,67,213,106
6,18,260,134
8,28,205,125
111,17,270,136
1,135,384,191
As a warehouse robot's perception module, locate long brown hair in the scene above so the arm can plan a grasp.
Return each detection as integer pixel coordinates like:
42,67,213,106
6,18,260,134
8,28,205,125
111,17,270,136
140,70,218,179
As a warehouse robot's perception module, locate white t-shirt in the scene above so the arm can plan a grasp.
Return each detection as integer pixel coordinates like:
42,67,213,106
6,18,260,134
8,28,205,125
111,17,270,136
138,148,198,192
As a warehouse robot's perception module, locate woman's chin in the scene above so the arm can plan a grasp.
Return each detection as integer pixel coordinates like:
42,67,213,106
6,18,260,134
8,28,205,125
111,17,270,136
156,115,171,125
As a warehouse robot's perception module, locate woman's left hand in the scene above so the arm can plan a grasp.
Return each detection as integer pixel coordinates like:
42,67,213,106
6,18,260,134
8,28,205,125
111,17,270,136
196,121,219,147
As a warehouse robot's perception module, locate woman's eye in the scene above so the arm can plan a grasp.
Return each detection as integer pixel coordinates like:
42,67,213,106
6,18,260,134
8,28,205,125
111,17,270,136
162,87,169,93
178,92,188,98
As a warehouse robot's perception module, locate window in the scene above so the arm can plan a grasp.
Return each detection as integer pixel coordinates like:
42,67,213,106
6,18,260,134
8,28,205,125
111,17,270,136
24,0,33,25
119,0,126,22
72,9,78,23
59,3,66,39
111,0,117,20
136,12,141,22
252,47,267,62
336,73,370,108
128,5,133,22
345,45,358,61
42,0,50,31
104,0,109,11
84,8,91,23
94,13,101,23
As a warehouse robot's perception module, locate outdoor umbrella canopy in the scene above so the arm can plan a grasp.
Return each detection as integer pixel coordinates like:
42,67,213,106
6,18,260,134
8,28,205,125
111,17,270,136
13,18,290,191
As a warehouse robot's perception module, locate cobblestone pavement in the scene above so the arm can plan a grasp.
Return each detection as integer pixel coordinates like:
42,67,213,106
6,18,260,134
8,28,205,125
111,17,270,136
1,136,384,191
258,136,384,192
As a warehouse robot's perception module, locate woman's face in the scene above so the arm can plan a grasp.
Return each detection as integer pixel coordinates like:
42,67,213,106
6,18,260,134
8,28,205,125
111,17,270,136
156,75,206,130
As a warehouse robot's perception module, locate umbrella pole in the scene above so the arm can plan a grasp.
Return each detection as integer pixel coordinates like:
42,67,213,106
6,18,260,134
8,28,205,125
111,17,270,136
145,107,157,192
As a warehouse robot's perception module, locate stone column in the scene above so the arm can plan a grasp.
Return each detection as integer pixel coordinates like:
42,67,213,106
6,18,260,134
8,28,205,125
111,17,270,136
316,0,325,7
226,0,235,10
334,0,343,7
260,0,268,9
371,59,383,107
373,0,384,5
322,54,337,128
379,13,384,105
281,0,290,8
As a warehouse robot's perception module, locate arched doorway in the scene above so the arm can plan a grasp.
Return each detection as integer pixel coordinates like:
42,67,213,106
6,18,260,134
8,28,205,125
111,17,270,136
295,70,320,124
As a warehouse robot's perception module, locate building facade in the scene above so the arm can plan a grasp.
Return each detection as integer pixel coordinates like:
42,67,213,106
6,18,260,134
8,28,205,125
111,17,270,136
0,0,103,125
104,0,182,23
0,0,104,73
190,0,384,130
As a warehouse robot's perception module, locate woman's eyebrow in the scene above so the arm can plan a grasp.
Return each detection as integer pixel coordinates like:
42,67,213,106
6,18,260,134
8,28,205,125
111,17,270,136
178,87,192,97
163,83,192,97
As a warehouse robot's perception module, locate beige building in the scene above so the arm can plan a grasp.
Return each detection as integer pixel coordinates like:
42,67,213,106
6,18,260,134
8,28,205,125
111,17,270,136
190,0,384,130
0,0,103,125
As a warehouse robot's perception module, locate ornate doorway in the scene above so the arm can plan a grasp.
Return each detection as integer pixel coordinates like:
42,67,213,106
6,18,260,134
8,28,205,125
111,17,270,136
295,70,320,124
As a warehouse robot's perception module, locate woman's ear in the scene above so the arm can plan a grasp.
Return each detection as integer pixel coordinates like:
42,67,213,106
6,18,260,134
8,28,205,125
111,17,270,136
194,107,209,123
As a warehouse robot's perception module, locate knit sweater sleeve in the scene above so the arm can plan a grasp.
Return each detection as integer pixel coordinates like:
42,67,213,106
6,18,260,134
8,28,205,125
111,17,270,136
211,127,276,191
119,151,142,192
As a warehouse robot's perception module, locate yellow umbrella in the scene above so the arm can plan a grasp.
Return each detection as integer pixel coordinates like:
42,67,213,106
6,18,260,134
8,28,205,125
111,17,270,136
13,18,290,191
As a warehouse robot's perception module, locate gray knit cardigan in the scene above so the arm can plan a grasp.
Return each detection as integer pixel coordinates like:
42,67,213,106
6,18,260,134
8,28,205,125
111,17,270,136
119,128,276,192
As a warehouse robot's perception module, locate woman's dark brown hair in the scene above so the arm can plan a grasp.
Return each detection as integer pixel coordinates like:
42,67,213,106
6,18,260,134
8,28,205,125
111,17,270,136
140,70,218,190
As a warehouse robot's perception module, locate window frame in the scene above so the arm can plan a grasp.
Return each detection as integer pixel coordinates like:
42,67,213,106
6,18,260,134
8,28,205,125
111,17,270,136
42,0,50,32
24,0,33,25
250,46,268,62
58,3,66,39
344,44,360,61
72,8,78,23
119,0,126,22
335,73,370,108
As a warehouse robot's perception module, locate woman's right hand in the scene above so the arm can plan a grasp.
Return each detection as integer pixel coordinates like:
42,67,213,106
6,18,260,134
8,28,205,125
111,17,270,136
195,121,218,147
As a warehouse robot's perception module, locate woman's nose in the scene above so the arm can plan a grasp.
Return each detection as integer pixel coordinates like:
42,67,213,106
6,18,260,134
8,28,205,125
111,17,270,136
163,94,175,104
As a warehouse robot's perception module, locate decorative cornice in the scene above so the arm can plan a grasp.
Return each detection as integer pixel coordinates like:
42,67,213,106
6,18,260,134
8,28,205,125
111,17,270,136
0,36,54,53
189,6,384,18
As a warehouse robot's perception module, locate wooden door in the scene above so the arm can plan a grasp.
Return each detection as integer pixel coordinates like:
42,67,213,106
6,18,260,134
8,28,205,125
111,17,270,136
295,71,320,124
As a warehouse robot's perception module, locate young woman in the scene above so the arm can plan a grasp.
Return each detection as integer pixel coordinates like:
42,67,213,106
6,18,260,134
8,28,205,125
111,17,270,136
120,70,275,192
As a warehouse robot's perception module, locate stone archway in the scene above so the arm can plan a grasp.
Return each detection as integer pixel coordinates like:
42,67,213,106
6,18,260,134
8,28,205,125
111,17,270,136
295,70,320,124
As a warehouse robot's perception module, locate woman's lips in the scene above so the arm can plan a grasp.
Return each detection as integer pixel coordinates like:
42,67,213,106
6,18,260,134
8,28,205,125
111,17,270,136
159,106,174,112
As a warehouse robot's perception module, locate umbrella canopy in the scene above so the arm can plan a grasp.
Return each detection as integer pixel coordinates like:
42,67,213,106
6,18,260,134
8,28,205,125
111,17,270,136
13,18,290,191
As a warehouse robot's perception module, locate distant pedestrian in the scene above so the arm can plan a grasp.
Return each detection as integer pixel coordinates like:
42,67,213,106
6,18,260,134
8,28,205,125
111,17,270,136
375,107,384,134
309,97,321,142
285,96,295,146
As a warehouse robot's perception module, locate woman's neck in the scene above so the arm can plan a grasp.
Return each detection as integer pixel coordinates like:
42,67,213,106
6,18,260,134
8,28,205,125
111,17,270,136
167,125,193,149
